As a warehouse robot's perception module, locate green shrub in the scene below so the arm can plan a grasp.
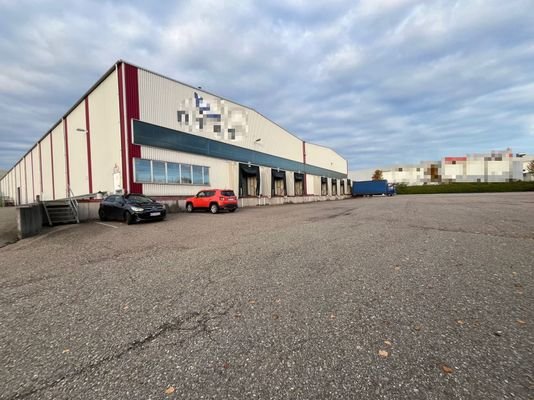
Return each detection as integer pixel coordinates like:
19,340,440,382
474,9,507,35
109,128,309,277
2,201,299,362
396,182,534,194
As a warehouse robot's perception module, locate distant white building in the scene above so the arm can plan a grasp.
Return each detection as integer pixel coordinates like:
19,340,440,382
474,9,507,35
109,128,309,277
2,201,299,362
351,149,533,186
441,149,525,183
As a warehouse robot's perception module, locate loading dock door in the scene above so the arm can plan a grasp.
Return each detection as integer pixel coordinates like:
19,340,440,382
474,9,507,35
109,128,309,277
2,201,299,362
271,170,287,196
294,173,304,196
239,164,260,197
321,177,328,195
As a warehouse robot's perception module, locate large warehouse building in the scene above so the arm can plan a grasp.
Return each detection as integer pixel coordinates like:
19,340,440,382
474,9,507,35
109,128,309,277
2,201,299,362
0,61,349,208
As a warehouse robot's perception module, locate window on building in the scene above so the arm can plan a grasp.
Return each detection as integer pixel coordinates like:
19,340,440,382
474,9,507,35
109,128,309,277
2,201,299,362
228,128,236,140
203,167,210,185
153,161,166,183
340,180,345,195
181,164,192,184
213,125,221,133
134,159,209,186
192,165,203,185
331,179,337,196
167,163,180,183
135,159,152,183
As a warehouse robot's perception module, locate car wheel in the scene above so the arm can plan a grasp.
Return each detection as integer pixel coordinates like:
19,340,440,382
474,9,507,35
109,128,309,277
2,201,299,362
209,203,219,214
124,211,135,225
186,203,194,213
98,208,107,221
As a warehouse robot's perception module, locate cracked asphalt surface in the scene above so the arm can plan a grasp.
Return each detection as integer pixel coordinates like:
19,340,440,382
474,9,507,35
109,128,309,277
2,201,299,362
0,193,533,399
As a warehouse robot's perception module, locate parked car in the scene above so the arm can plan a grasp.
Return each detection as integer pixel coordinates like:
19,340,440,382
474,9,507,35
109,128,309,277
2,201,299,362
185,189,238,214
98,194,166,224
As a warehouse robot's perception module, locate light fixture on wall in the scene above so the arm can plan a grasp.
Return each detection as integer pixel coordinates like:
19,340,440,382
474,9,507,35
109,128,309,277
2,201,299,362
255,138,262,143
76,128,88,133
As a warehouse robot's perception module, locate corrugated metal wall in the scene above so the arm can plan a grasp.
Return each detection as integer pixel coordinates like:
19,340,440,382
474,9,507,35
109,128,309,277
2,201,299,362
66,101,89,196
88,69,122,194
306,142,347,176
51,123,67,199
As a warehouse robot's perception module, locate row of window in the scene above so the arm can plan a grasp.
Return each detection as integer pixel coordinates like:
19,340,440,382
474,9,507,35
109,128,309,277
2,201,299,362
134,159,210,185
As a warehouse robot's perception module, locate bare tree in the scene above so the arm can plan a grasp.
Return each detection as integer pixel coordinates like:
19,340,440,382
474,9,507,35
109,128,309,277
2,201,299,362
527,160,534,175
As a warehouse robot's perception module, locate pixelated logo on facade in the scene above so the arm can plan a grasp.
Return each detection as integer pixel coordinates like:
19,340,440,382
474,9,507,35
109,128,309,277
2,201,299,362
176,92,248,141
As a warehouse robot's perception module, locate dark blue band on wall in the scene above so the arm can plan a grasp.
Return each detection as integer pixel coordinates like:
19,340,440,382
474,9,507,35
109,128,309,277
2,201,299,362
133,120,347,179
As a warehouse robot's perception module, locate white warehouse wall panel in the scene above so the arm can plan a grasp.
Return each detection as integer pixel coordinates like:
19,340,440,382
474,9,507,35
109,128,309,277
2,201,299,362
14,163,21,204
88,69,122,194
66,102,89,196
137,69,304,165
51,123,67,200
306,143,347,175
24,155,34,203
31,146,41,200
41,134,54,201
286,173,295,196
259,167,271,197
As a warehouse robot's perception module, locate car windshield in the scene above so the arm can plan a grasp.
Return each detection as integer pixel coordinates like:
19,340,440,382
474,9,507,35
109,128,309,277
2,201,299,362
221,191,235,196
127,195,154,204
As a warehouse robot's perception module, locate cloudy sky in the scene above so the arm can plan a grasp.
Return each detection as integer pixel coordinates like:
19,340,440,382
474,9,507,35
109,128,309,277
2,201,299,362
1,0,533,172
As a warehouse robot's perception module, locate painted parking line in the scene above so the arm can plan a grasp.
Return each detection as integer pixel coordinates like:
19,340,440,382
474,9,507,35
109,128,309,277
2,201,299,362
95,222,119,229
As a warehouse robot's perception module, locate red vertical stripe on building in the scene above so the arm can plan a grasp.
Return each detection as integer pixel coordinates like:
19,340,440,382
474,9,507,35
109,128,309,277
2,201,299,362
124,63,142,194
31,151,35,202
39,142,43,194
84,98,93,193
51,132,55,200
64,118,70,194
117,64,128,193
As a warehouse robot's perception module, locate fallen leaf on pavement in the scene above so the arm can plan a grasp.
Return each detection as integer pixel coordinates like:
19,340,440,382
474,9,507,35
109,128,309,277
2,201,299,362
248,300,256,304
330,314,336,320
517,319,526,325
378,350,389,358
62,349,70,354
384,340,392,346
456,320,465,325
165,386,175,395
441,365,454,374
414,325,422,331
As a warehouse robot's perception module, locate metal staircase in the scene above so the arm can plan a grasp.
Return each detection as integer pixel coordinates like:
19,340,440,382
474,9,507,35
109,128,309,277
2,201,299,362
42,187,80,226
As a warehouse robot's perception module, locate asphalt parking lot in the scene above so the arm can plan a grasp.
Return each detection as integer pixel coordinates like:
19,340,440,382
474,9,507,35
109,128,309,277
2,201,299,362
0,193,533,399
